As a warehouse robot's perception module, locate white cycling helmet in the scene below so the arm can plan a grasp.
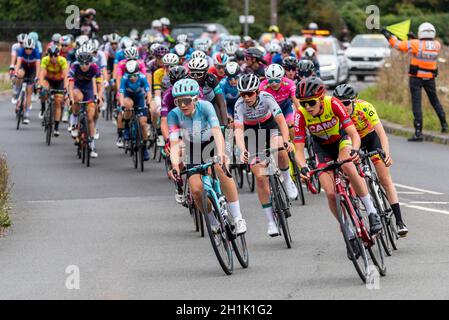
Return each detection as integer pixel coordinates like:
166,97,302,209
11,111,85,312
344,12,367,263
124,46,139,60
174,43,187,57
225,61,241,77
162,53,179,66
418,22,436,39
125,59,140,74
51,33,62,43
76,35,89,47
160,17,170,26
150,43,160,54
23,37,36,49
88,39,100,52
177,34,188,44
17,33,27,43
121,37,134,49
109,33,121,43
190,50,206,60
223,41,239,56
60,35,72,46
152,19,162,29
188,57,208,71
237,74,260,92
265,64,285,81
303,47,316,59
266,42,281,54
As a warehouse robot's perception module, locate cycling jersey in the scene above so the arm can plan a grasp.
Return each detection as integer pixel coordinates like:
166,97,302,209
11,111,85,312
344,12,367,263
68,62,102,91
197,73,222,103
116,59,147,78
92,51,107,70
243,64,266,79
40,56,68,81
61,49,76,65
219,77,239,117
152,67,171,92
234,91,282,127
168,100,220,144
119,73,150,97
271,52,296,65
293,96,353,145
113,50,126,65
208,66,226,82
18,47,41,68
259,77,296,104
104,42,118,59
349,99,380,138
146,58,163,75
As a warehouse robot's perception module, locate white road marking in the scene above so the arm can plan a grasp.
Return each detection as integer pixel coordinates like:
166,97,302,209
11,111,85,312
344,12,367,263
394,183,444,195
400,202,449,215
396,191,424,195
410,201,449,205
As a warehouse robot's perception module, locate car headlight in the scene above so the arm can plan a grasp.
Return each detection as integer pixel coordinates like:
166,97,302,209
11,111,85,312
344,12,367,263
321,64,337,72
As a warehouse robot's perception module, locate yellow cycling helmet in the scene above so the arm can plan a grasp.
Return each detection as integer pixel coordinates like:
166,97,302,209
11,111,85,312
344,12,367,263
268,25,280,33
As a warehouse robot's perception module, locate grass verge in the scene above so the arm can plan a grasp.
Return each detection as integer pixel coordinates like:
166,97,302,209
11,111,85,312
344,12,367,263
0,154,12,234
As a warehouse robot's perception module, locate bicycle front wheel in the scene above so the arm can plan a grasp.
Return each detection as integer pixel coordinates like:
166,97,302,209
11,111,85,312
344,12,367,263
232,233,249,268
246,166,255,192
337,194,370,283
270,175,292,249
202,191,233,275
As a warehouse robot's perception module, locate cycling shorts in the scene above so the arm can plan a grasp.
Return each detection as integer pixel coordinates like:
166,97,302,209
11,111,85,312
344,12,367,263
21,65,36,80
74,85,95,102
361,131,382,164
314,135,352,170
46,78,64,91
125,94,148,117
186,138,216,178
279,99,294,125
244,115,280,154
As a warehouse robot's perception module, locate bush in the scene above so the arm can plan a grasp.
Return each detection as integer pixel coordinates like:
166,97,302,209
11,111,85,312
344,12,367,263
0,154,11,233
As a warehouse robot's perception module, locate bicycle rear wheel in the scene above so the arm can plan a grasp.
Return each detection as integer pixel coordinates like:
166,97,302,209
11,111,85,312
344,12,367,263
232,166,244,189
202,191,233,275
368,180,392,257
137,120,144,172
45,101,53,146
246,166,255,192
16,94,25,130
337,194,370,283
290,155,305,205
380,186,398,251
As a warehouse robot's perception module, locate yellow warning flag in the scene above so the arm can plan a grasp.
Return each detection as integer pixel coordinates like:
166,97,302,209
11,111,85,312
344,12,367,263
386,19,411,41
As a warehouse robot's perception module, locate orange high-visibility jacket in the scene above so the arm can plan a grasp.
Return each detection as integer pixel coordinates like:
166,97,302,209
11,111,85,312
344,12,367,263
389,37,441,79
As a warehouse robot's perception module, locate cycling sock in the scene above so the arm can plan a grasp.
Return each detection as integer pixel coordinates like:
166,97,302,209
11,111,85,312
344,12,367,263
360,194,377,216
262,203,275,224
41,101,45,112
280,167,292,184
208,211,219,227
70,114,77,126
391,203,403,223
89,140,95,149
117,128,123,138
54,121,59,131
228,201,242,221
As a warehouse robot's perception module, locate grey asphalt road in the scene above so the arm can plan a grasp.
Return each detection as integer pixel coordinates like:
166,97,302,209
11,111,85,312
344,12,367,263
0,85,448,300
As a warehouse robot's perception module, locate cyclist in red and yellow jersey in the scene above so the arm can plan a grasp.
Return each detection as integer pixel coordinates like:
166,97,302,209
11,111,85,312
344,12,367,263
334,84,408,236
293,77,383,246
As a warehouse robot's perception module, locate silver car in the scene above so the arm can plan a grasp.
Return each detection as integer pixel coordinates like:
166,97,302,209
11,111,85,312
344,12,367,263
345,34,391,81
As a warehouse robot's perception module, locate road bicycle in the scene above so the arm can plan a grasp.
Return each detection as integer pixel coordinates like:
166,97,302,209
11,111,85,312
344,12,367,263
42,89,65,146
74,101,93,167
289,150,306,205
14,77,34,130
122,107,146,172
308,157,387,283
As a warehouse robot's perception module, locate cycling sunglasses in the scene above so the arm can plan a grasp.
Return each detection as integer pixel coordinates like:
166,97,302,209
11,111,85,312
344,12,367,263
228,76,239,81
239,91,256,98
300,98,320,108
128,73,138,79
174,96,196,107
284,67,297,72
268,79,281,84
189,71,205,79
111,42,118,45
341,99,354,107
61,44,69,47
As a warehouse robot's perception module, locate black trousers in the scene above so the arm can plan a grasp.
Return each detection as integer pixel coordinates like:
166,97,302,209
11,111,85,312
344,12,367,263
409,76,447,126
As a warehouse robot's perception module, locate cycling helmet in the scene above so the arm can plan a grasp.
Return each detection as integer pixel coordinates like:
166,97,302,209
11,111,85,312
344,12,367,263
303,47,316,59
223,41,239,56
213,52,229,67
172,78,200,97
169,66,188,85
51,33,61,43
160,17,170,26
225,62,241,77
153,45,169,58
297,60,315,77
28,32,39,41
266,42,281,54
237,74,260,92
333,84,358,101
193,38,210,52
268,25,280,33
60,35,72,46
151,19,162,29
76,44,92,57
75,35,89,48
121,37,134,49
85,8,96,15
296,76,325,99
23,37,36,49
234,49,245,62
47,44,60,56
190,50,206,60
281,41,293,53
88,39,100,52
177,34,188,44
153,33,165,44
140,34,151,46
77,51,93,65
109,33,120,43
17,33,27,43
188,57,208,72
245,47,264,60
265,64,285,80
124,46,139,60
282,56,298,70
150,43,160,54
125,60,140,74
174,43,187,57
162,53,179,66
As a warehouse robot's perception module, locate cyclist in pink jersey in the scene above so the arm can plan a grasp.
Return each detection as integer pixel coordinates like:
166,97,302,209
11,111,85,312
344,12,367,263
259,64,300,131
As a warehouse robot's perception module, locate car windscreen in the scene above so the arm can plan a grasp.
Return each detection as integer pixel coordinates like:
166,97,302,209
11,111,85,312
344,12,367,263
351,36,388,48
290,36,335,55
172,27,205,39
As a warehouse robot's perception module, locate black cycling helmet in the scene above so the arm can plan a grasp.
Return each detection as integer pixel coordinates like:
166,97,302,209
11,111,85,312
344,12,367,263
169,66,188,85
281,41,293,53
77,51,93,65
297,60,315,78
333,84,358,101
47,44,60,56
245,47,264,60
234,49,245,62
296,76,326,99
282,56,298,70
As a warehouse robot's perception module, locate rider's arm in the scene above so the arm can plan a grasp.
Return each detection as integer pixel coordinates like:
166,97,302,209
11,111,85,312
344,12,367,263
234,122,246,153
292,111,308,168
38,67,47,87
15,56,22,74
374,123,390,156
331,97,359,149
167,111,182,170
118,76,127,106
10,48,17,71
62,68,69,92
214,92,228,126
68,80,75,102
211,126,225,158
